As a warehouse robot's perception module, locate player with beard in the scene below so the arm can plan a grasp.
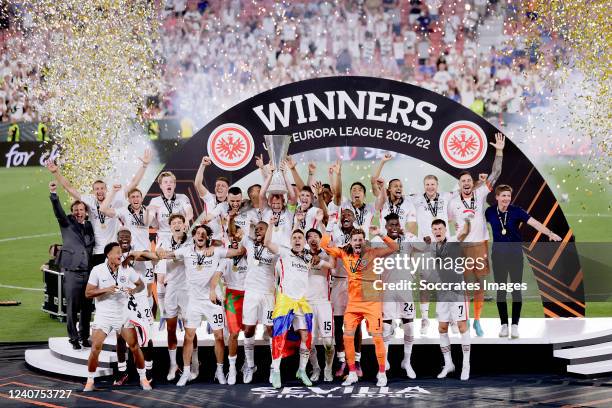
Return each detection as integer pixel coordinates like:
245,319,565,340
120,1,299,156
84,242,150,391
265,224,331,388
373,176,418,237
238,221,279,383
112,229,155,385
304,228,335,382
448,133,505,337
380,212,418,378
100,185,154,305
45,149,151,265
327,208,363,377
203,187,259,242
195,156,230,241
157,225,228,386
321,226,399,387
259,161,297,247
153,214,197,382
428,219,471,381
411,175,455,335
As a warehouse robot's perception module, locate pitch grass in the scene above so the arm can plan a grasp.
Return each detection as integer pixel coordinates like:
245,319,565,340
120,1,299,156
0,161,610,342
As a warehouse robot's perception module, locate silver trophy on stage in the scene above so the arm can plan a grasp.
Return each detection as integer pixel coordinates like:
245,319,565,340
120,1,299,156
264,134,291,195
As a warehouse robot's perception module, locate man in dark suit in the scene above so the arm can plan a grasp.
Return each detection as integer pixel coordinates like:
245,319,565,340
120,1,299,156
50,181,95,349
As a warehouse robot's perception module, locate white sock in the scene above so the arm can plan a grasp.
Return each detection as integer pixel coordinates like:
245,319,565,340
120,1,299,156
137,367,146,380
272,357,281,372
244,336,255,368
383,322,393,360
216,363,223,371
192,348,199,367
439,332,452,366
337,351,345,362
299,342,310,371
403,322,414,361
145,360,153,370
309,346,320,369
169,348,177,366
420,303,429,320
87,371,95,380
229,355,237,367
355,352,361,363
183,365,190,375
461,331,471,367
323,340,334,369
118,361,127,372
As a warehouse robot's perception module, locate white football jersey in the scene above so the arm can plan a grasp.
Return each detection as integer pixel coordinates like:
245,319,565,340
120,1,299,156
412,192,454,240
277,246,310,300
115,205,150,251
261,206,295,247
448,184,491,242
82,193,126,254
241,235,279,295
149,193,192,241
379,195,417,229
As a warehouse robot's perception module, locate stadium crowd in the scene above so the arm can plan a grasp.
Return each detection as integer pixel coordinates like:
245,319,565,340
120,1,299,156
1,0,559,126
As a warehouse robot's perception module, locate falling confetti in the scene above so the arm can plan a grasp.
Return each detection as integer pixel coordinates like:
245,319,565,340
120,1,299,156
10,0,161,191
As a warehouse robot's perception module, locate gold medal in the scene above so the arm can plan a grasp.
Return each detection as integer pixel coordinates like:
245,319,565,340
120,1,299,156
253,259,260,266
100,224,107,230
501,229,507,236
197,264,204,271
274,226,279,232
232,265,238,272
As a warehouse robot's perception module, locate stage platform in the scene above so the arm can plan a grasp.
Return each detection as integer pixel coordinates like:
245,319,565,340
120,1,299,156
25,318,612,379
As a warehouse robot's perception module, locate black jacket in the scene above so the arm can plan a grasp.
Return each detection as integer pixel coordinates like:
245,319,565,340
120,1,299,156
50,193,95,271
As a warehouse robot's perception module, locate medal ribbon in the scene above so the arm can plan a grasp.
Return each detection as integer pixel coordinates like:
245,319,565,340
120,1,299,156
96,202,106,224
461,194,475,210
129,204,145,227
352,203,366,226
424,193,439,217
162,194,176,215
388,197,403,215
497,208,508,234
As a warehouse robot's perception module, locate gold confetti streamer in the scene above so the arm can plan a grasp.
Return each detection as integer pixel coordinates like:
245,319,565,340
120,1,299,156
17,0,160,190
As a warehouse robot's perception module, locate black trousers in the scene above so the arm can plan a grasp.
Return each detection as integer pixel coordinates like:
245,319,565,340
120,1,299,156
63,270,93,342
491,250,524,326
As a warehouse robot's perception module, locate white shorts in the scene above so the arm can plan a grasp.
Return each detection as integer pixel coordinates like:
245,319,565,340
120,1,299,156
127,292,153,346
436,299,469,323
165,282,189,319
383,288,415,320
142,261,155,285
331,277,348,316
92,312,131,335
243,291,274,326
415,252,438,282
310,300,333,339
185,298,225,330
292,308,308,331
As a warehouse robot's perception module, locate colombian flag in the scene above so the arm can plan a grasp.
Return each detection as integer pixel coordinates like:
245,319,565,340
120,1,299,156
272,293,313,359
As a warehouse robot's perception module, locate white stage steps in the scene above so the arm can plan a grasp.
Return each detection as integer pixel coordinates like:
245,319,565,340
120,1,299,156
553,328,612,376
25,318,612,378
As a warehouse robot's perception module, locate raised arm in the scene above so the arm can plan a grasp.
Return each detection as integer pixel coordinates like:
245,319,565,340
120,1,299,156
306,162,316,189
281,160,297,203
125,149,151,194
286,156,306,191
263,215,280,254
526,217,562,241
369,228,400,257
371,152,392,197
374,177,386,212
259,165,274,210
333,160,342,206
49,182,69,228
195,156,212,199
312,181,329,226
99,183,121,218
255,154,270,180
477,133,505,189
45,160,81,200
456,218,471,242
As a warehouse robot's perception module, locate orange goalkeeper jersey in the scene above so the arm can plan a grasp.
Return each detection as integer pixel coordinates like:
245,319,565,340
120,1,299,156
321,234,398,303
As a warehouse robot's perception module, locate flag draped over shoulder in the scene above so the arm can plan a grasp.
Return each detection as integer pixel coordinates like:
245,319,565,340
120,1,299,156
272,293,313,359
